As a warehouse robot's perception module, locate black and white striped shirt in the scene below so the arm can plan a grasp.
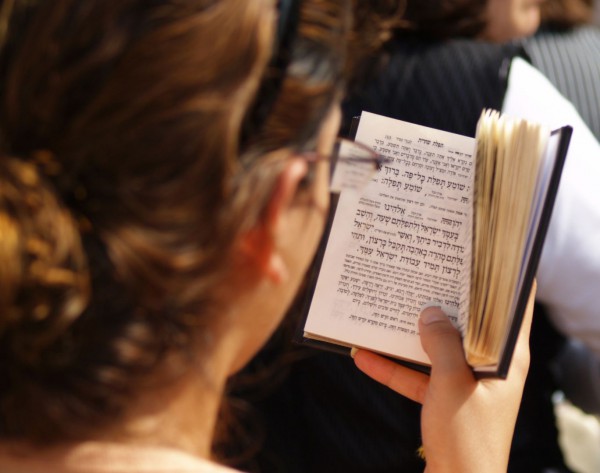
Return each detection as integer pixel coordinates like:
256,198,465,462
525,25,600,140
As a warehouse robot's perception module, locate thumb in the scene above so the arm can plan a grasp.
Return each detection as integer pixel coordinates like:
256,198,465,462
419,307,472,379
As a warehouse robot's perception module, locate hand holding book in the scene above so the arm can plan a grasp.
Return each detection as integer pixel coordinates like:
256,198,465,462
353,282,535,473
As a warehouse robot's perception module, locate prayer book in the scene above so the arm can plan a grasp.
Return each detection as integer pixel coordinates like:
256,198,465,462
296,110,572,378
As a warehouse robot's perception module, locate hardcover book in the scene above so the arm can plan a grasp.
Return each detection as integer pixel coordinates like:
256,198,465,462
297,110,572,378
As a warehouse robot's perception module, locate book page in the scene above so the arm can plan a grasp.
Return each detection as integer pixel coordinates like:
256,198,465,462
304,112,475,365
466,111,547,367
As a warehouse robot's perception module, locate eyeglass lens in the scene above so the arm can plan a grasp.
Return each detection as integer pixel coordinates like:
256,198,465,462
330,139,384,194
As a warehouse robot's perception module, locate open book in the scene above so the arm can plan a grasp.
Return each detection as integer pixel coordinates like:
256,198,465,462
297,110,572,378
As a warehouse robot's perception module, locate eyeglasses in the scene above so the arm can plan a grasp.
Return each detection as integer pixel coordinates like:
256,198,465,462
302,138,392,194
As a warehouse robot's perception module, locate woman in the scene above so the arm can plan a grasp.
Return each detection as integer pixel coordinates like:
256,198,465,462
0,0,531,471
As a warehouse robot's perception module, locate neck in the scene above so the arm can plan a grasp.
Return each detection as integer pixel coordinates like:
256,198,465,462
121,374,224,457
114,344,236,459
0,327,241,470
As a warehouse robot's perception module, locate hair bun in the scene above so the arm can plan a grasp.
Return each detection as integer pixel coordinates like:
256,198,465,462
0,155,90,367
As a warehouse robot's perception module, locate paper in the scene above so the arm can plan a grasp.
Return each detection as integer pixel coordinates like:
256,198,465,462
304,112,475,364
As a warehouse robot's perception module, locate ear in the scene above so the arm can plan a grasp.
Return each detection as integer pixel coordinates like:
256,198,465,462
239,158,309,284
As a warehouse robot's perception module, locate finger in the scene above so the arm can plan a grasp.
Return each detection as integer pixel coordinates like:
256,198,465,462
418,307,472,380
353,349,430,404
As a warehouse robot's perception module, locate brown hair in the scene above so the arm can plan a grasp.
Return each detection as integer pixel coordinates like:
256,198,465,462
344,0,407,90
398,0,595,39
0,0,350,444
399,0,488,39
540,0,594,28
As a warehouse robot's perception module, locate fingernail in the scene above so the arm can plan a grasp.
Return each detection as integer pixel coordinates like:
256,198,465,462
350,347,358,358
420,306,446,325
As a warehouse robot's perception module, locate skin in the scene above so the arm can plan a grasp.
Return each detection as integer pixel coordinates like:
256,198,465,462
116,105,341,458
225,105,341,374
354,282,535,473
483,0,544,41
134,106,341,458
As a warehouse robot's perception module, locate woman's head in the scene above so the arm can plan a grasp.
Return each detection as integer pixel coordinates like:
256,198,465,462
485,0,595,40
0,0,350,444
538,0,594,29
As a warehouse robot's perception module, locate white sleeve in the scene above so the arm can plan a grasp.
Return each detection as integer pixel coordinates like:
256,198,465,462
503,57,600,356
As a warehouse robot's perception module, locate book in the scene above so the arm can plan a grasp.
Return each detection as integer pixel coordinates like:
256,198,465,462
296,110,572,378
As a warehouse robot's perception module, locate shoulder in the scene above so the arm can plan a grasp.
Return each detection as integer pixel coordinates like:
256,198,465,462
525,25,600,69
65,443,242,473
343,37,522,137
378,37,520,89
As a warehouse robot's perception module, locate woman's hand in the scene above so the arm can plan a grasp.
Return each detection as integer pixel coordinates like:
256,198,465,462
353,282,535,473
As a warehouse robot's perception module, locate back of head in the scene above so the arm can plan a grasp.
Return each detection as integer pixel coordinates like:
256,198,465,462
540,0,594,28
0,0,350,445
398,0,595,40
399,0,488,39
